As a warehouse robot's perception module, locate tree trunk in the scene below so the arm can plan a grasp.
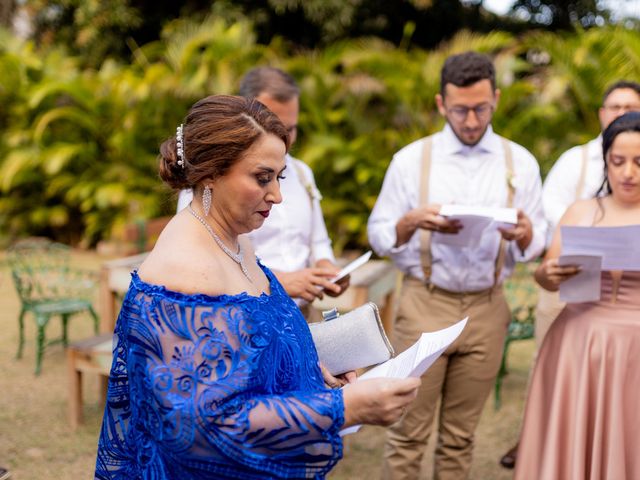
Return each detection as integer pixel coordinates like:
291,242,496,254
0,0,15,28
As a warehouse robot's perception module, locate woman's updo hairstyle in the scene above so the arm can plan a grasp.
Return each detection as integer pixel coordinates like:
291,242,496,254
597,111,640,195
159,95,289,190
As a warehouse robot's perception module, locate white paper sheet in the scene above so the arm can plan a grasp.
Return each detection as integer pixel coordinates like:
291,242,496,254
432,215,493,247
340,317,468,435
439,205,518,224
433,205,518,248
330,250,372,283
561,225,640,271
558,254,602,303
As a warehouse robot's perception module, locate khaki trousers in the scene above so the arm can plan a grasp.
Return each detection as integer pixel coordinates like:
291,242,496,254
381,278,511,480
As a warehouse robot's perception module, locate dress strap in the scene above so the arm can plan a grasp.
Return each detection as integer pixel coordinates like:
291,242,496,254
575,144,589,200
293,159,316,264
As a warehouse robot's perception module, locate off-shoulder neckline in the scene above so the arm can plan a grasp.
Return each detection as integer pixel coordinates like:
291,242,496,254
131,261,276,304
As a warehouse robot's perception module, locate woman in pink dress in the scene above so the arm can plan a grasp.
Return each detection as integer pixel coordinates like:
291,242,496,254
515,111,640,480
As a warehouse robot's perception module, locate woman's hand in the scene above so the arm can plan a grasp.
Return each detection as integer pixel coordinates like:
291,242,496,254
319,363,357,389
535,258,581,291
342,377,421,427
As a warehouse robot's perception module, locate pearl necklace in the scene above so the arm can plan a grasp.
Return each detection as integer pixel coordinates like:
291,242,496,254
188,205,252,282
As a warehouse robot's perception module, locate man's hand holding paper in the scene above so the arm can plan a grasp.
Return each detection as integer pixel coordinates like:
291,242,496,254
415,204,463,234
433,204,520,248
497,209,534,253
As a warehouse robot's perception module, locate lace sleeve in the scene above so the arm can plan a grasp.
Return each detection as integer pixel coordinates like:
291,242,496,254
96,284,344,480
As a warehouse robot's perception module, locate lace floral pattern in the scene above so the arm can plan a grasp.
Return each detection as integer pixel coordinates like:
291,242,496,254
95,264,344,479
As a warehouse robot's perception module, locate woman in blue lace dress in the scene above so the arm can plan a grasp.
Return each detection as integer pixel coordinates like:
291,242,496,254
95,95,420,479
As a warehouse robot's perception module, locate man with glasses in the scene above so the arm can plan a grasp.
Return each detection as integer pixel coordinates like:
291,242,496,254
368,51,545,480
499,79,640,470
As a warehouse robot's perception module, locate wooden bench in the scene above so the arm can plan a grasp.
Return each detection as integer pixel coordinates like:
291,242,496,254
99,252,148,333
67,332,113,429
65,253,147,428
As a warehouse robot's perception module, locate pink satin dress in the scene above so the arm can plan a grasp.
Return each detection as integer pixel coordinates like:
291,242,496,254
515,271,640,480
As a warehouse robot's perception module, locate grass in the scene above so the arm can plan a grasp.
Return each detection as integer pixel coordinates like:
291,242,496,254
0,248,534,479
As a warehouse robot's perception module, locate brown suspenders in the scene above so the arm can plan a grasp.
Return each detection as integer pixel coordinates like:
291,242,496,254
419,136,434,281
418,135,515,287
293,160,316,264
575,144,589,200
494,138,515,284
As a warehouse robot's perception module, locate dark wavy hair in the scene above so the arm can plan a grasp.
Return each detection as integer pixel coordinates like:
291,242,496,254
597,111,640,196
440,51,496,96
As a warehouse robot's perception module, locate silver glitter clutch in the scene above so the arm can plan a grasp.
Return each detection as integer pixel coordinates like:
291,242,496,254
309,302,394,375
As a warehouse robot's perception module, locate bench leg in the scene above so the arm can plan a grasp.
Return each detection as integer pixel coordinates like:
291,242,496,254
494,339,511,411
67,349,83,430
16,308,27,359
88,305,100,335
34,313,49,375
61,313,70,346
99,375,109,407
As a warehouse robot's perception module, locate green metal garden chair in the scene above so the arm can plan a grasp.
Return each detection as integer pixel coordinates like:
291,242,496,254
7,238,99,375
494,262,538,410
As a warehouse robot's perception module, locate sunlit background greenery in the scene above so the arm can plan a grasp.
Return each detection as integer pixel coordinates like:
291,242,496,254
1,0,640,251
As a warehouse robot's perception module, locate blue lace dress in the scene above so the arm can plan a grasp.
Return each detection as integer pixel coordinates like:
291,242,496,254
95,263,344,479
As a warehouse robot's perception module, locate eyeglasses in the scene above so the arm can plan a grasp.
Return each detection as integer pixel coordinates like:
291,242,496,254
446,103,494,122
602,104,640,114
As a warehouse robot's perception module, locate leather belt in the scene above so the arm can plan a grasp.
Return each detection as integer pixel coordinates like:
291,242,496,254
406,276,499,298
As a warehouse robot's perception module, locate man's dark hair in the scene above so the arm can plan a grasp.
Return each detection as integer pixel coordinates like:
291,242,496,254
440,51,496,96
602,80,640,105
239,67,300,102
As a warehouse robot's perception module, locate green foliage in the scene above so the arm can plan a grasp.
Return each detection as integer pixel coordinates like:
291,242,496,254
1,23,640,251
0,17,272,245
27,0,143,67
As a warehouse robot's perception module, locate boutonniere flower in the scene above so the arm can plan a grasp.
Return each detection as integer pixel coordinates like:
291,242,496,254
305,183,315,198
305,183,322,201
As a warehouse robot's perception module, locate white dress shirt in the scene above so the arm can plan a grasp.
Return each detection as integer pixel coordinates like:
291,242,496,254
177,154,335,271
367,124,546,292
249,154,335,271
542,136,604,245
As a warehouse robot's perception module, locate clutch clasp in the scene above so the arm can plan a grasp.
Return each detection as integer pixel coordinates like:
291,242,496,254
321,307,340,322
